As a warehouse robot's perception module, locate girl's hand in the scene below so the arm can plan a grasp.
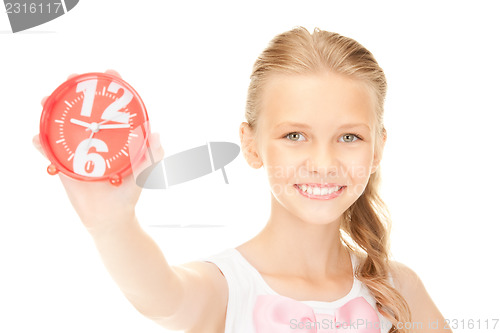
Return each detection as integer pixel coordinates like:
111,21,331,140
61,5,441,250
33,70,164,234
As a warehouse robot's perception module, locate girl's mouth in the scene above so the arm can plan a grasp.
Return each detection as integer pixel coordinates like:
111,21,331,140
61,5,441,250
294,184,346,200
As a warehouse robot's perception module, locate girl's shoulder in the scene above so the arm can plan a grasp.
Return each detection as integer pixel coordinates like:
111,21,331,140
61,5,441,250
387,260,450,332
387,260,422,293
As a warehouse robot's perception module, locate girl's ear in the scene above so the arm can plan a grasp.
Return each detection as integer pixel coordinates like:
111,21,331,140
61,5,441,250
239,122,263,169
371,128,387,174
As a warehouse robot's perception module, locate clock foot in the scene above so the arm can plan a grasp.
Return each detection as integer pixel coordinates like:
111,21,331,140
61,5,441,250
109,175,122,186
47,164,59,175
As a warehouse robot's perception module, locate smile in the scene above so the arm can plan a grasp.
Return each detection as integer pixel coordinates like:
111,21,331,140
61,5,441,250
294,183,346,200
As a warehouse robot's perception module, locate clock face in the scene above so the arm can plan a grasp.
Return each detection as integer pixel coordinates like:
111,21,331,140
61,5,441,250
39,73,150,184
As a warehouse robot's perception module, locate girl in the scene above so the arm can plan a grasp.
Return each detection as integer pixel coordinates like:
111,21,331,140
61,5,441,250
33,27,449,333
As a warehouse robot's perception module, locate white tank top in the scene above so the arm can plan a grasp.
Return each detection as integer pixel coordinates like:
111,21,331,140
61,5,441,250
202,248,394,333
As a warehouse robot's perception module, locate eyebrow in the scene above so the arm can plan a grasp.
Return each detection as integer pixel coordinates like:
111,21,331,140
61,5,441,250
275,121,371,131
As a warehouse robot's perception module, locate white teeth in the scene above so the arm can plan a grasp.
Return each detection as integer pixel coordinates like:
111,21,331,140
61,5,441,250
297,185,343,196
330,186,340,193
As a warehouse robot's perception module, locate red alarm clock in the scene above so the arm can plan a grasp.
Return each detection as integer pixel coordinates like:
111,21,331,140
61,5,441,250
39,72,150,186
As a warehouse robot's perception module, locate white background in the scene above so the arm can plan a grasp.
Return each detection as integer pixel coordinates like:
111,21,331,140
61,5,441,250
1,1,499,332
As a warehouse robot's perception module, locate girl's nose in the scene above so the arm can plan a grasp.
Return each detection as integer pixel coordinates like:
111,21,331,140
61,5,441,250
306,144,340,178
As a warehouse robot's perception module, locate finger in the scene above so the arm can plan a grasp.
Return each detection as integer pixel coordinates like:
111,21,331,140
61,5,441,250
105,69,122,79
32,134,47,158
67,73,79,80
139,132,165,171
42,73,79,107
40,96,48,107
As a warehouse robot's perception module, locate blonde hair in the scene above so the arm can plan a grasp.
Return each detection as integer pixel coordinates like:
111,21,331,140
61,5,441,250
245,26,411,332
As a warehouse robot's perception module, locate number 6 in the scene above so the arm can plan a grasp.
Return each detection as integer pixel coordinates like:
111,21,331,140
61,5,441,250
73,138,108,177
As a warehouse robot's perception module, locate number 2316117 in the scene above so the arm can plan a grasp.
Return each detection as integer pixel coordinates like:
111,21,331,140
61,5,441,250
444,318,498,330
5,2,62,14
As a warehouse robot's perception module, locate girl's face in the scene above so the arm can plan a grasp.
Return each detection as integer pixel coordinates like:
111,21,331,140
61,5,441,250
241,72,385,226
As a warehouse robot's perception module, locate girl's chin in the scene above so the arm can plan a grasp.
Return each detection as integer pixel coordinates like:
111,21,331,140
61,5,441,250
291,209,344,226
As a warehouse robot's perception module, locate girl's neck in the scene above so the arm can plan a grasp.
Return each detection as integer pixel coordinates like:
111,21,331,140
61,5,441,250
237,208,351,281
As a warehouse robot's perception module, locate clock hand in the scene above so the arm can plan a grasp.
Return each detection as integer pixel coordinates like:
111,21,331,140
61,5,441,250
99,124,131,129
70,118,92,129
71,118,129,132
97,113,130,126
85,131,95,151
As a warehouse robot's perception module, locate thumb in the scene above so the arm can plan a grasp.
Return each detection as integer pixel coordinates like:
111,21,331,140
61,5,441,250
131,132,164,176
148,132,165,161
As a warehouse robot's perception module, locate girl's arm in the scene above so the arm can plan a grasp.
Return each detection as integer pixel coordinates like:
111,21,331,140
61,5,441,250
33,70,228,330
88,214,228,332
34,131,228,331
390,261,452,333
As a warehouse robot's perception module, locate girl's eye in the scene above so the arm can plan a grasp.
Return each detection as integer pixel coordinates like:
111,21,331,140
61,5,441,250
340,133,362,143
284,132,363,143
285,132,305,142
